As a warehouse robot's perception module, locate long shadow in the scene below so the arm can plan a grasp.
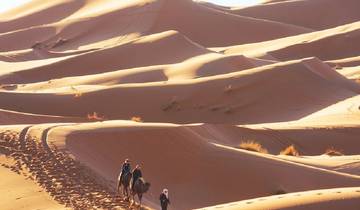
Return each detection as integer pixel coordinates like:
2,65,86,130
0,127,134,210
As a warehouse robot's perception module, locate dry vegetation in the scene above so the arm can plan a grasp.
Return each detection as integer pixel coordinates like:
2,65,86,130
224,84,233,93
324,147,344,156
334,64,343,70
162,97,178,111
87,112,106,121
74,92,83,98
71,86,83,98
131,116,143,122
280,145,300,156
272,186,287,195
238,141,268,154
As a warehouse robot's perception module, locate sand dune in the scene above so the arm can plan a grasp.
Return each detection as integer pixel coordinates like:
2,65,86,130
231,0,360,30
15,53,264,90
0,0,162,52
0,30,210,83
45,121,360,209
149,0,311,47
337,66,360,82
0,59,357,124
327,56,360,68
0,109,85,125
0,0,310,54
190,120,360,156
276,155,360,176
1,0,359,209
0,0,84,33
222,21,360,61
200,187,360,210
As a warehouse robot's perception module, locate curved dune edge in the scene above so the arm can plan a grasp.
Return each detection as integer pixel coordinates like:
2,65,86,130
222,21,360,61
198,187,360,210
0,0,310,53
0,109,86,125
231,0,360,30
42,121,360,209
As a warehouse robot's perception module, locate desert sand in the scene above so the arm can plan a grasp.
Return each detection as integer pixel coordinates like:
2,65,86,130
0,0,359,210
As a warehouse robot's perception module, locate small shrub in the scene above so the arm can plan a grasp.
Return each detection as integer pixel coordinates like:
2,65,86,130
74,92,83,98
224,84,233,93
224,107,233,114
334,64,342,70
71,86,83,98
31,41,46,49
162,97,178,111
238,141,268,154
272,188,287,195
52,38,68,48
209,105,222,111
131,116,143,122
87,112,105,121
324,147,344,156
0,84,17,90
280,145,299,156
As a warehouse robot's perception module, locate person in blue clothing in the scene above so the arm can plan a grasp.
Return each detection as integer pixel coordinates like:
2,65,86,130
119,158,131,183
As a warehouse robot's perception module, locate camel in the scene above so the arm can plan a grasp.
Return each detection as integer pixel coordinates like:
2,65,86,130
117,172,132,200
130,177,151,207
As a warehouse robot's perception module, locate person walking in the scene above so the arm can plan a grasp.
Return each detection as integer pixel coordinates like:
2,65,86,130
159,189,170,210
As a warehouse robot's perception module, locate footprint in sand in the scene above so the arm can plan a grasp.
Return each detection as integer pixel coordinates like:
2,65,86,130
1,129,130,210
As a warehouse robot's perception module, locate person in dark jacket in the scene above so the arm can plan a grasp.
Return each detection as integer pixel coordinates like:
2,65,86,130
131,164,143,189
160,189,170,210
119,158,131,183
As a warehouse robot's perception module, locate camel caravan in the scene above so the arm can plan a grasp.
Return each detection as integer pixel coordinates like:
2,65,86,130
117,159,170,209
117,159,150,207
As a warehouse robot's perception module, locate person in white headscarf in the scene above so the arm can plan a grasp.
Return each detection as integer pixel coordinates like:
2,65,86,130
159,188,170,210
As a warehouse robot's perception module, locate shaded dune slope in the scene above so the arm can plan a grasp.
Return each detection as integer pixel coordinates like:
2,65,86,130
0,0,310,54
223,21,360,61
0,30,209,84
149,0,311,47
15,54,264,90
231,0,360,30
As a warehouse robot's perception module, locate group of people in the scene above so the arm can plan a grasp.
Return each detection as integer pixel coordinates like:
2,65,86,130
119,158,170,210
